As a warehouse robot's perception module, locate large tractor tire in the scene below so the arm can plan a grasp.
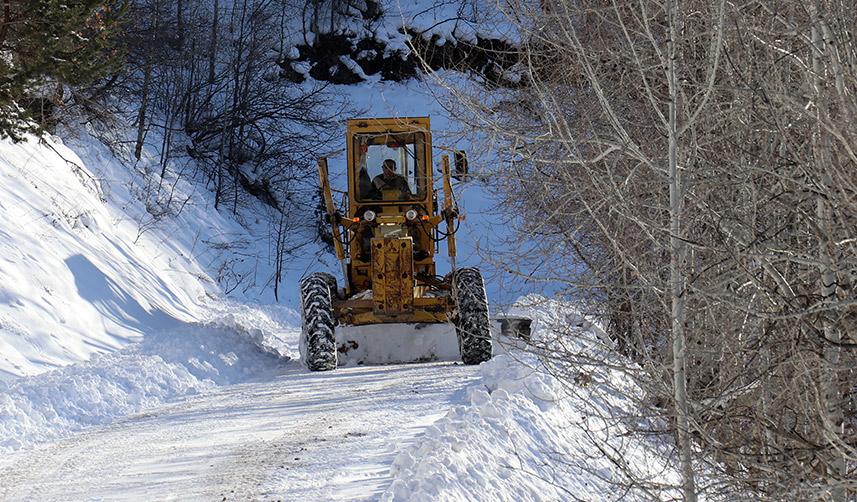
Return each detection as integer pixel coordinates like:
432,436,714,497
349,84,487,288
299,273,338,371
451,268,493,365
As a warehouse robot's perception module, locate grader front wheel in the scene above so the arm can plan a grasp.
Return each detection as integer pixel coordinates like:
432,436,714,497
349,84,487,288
299,273,338,371
451,268,493,365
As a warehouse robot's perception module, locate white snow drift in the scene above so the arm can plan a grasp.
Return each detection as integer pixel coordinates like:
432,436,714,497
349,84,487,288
382,303,683,502
0,133,207,380
0,306,295,451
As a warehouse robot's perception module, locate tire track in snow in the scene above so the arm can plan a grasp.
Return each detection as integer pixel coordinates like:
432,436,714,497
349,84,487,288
0,362,478,501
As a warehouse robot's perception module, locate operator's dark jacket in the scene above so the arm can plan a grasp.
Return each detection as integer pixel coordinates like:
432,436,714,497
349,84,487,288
369,172,411,198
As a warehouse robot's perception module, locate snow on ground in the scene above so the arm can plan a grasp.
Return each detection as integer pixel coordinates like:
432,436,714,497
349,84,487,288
0,302,294,452
0,295,683,500
382,301,683,501
0,127,299,381
0,135,203,380
0,353,482,501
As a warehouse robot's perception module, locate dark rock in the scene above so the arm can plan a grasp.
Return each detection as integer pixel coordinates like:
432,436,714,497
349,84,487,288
278,17,520,86
280,64,306,84
309,58,364,85
362,0,382,21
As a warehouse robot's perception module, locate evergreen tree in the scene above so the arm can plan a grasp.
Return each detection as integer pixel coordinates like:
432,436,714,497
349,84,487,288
0,0,124,140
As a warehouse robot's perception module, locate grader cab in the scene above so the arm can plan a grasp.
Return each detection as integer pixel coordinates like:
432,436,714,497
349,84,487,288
299,117,492,371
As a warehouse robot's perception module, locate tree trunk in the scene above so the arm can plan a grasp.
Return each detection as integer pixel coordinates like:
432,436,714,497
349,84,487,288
208,0,219,84
135,0,161,160
273,205,287,302
176,0,184,44
184,37,197,127
134,60,152,160
230,0,249,215
667,1,696,499
0,0,11,42
810,6,846,499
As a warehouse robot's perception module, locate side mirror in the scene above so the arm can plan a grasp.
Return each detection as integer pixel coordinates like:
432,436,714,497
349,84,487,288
453,151,469,181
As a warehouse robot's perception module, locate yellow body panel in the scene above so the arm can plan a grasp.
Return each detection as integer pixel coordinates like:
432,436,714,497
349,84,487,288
371,237,414,316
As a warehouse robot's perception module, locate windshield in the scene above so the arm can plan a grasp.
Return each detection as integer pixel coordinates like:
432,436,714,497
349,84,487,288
353,132,427,201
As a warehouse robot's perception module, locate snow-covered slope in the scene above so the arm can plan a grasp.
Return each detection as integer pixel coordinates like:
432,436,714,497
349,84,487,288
0,303,293,451
0,122,309,378
0,134,205,379
0,129,298,448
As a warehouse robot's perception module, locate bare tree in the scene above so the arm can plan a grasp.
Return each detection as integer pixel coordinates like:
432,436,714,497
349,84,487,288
115,0,350,296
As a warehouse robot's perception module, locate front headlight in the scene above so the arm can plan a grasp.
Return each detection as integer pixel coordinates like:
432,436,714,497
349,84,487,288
405,209,418,221
364,210,376,222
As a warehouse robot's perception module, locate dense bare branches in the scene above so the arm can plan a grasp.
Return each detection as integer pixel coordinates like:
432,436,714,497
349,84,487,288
431,0,857,498
103,0,358,294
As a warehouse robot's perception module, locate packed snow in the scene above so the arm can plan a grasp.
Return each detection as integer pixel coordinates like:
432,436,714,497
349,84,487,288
1,297,684,500
0,303,294,452
382,303,683,502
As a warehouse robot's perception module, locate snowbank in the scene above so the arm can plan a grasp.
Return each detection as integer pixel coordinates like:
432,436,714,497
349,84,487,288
382,303,682,501
0,134,209,380
0,123,305,381
0,306,296,451
0,129,303,448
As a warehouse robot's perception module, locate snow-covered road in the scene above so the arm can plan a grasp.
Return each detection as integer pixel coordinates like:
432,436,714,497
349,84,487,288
0,361,478,501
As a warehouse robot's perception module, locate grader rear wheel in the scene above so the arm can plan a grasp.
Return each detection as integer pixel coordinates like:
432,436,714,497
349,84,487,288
299,273,338,371
451,268,493,365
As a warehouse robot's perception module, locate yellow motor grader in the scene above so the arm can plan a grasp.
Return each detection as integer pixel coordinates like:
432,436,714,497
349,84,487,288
299,116,492,371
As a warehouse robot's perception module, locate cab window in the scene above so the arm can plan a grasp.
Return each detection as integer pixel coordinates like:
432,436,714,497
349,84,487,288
353,132,427,201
